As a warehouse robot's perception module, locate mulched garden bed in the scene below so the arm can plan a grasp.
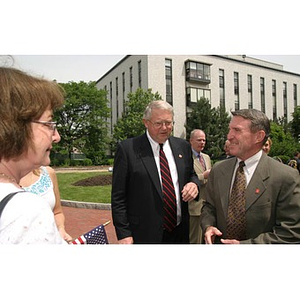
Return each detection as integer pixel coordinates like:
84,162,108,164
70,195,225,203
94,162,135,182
72,174,112,186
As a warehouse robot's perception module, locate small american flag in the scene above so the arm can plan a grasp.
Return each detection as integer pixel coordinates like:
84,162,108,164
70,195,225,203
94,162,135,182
72,223,109,245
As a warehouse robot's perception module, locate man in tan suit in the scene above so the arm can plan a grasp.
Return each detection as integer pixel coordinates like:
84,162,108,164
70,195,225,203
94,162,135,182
200,109,300,244
188,129,211,243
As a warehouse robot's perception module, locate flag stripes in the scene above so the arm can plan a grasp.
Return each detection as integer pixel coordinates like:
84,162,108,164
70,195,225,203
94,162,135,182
71,223,109,245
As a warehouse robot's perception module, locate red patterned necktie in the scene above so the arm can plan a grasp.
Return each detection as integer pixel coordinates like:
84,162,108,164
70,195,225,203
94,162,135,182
226,161,246,240
159,144,177,232
199,153,206,170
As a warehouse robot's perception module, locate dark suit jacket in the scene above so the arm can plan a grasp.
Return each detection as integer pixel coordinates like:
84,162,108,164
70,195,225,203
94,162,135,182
200,153,300,244
111,133,200,243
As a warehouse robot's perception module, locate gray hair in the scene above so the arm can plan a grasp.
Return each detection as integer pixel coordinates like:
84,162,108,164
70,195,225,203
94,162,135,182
190,129,205,139
143,100,174,120
231,109,270,144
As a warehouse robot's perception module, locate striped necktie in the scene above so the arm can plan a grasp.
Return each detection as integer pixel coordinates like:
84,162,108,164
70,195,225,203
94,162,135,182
199,153,206,170
226,161,246,240
159,143,177,232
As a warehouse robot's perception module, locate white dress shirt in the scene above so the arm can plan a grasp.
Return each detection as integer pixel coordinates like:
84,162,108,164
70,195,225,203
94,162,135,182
146,130,181,224
231,150,263,191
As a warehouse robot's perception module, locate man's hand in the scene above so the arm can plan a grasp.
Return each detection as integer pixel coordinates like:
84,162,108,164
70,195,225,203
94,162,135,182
220,239,240,244
181,182,199,202
203,169,211,179
118,236,134,244
204,226,222,244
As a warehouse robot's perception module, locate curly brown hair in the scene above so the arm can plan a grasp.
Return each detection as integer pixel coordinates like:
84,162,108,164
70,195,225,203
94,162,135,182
0,67,64,160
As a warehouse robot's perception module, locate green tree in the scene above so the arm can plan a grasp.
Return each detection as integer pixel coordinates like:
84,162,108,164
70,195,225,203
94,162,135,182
269,121,298,161
185,98,231,159
112,88,161,151
54,81,110,164
290,106,300,142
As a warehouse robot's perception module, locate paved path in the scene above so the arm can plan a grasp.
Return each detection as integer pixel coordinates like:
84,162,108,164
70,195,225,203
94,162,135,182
55,166,111,173
56,167,118,244
62,204,118,244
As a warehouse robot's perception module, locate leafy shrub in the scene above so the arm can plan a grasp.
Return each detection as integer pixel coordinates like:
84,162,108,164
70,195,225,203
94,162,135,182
82,158,93,166
107,158,114,166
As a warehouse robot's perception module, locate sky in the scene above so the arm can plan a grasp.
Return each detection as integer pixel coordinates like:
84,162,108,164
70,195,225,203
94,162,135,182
2,55,300,84
9,55,126,83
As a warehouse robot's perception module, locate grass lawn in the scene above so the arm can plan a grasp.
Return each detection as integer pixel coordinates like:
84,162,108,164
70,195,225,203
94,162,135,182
56,172,112,203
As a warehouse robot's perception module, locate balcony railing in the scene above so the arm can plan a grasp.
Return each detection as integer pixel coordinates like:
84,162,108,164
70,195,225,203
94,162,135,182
186,70,211,84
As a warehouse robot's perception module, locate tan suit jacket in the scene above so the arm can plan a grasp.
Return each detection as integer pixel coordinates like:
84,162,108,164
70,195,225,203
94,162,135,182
189,152,212,216
200,153,300,244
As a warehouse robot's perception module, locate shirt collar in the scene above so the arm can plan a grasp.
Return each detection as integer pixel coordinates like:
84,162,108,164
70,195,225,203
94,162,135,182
146,130,170,152
236,150,263,174
192,148,200,157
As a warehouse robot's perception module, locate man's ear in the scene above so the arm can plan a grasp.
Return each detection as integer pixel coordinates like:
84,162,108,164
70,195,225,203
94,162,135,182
143,118,148,129
256,130,266,144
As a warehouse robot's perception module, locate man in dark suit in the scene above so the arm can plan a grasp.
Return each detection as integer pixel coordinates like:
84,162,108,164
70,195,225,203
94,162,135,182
111,100,200,244
200,109,300,244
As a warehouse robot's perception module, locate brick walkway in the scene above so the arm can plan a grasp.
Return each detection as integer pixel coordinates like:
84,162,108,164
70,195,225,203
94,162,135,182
62,205,118,244
56,167,119,244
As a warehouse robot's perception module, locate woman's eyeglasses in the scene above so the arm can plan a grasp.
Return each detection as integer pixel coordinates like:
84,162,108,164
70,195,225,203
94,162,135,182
32,120,57,134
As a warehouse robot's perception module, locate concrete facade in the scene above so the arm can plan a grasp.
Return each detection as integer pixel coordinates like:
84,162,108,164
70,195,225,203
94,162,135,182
96,55,300,139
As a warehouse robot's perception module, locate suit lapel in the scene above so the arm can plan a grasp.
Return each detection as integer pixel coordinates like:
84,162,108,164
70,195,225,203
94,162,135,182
138,134,163,198
193,154,202,174
219,155,269,213
245,154,269,210
219,158,236,214
169,137,185,191
203,154,211,170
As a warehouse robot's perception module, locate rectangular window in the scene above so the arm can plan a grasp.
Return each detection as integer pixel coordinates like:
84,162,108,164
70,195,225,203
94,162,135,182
247,74,253,109
294,83,297,109
186,87,211,104
234,72,239,110
109,82,112,102
185,60,211,83
191,88,197,102
104,85,107,99
165,59,173,104
219,69,225,108
260,77,265,113
272,80,277,120
130,66,133,92
122,72,125,109
283,82,287,118
116,77,119,119
110,81,113,132
204,89,211,100
138,60,141,88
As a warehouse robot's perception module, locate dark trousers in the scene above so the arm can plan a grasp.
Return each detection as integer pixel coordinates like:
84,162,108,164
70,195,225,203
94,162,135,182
162,222,186,244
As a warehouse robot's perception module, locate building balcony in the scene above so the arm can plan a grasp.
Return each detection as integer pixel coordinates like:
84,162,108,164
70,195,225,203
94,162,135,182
186,73,211,84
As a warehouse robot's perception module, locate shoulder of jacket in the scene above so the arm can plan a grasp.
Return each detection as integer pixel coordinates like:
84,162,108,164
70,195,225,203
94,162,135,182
202,152,211,159
169,136,189,145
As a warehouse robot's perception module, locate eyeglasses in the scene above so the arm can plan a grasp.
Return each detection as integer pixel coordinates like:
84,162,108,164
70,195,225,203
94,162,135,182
32,120,57,134
148,120,174,129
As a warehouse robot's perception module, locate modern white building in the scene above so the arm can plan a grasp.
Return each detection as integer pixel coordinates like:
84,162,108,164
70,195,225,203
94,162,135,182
96,55,300,139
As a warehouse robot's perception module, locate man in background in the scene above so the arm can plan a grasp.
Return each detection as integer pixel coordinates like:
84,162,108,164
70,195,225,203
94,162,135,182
288,151,300,173
262,137,272,155
218,140,233,160
188,129,211,243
